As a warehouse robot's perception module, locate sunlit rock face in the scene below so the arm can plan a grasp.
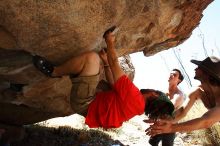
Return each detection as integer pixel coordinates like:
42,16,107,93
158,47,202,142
0,0,212,125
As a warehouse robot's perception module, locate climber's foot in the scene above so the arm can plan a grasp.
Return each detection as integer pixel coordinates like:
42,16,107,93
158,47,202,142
32,55,54,77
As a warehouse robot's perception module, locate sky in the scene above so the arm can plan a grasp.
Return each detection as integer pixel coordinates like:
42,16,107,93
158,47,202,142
130,0,220,93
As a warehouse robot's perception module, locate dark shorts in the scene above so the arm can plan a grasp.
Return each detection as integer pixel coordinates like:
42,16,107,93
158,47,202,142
149,133,176,146
70,74,100,116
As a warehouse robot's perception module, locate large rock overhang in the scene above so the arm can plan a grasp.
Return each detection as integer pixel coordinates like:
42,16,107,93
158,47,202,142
0,0,213,59
0,0,213,124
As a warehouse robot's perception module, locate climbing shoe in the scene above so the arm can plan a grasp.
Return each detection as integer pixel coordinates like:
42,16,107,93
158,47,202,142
32,55,54,77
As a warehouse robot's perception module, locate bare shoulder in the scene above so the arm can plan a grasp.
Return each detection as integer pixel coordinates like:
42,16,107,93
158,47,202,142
188,86,203,100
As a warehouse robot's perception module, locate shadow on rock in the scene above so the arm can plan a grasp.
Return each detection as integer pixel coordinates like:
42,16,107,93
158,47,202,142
12,125,127,146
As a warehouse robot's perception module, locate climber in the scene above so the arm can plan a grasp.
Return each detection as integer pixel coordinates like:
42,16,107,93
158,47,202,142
33,26,145,128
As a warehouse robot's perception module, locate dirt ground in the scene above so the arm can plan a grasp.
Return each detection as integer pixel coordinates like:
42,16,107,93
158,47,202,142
11,114,199,146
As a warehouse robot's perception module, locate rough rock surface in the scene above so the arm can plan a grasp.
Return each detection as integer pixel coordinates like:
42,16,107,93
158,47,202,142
0,0,212,125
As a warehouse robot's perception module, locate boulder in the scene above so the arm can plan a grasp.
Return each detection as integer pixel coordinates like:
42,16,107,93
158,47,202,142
0,0,213,125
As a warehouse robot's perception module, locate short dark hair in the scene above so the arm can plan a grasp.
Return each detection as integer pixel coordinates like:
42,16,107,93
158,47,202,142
140,89,156,94
172,69,184,83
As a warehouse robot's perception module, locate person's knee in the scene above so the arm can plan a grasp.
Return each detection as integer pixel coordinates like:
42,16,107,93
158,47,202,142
85,51,100,64
79,51,100,76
